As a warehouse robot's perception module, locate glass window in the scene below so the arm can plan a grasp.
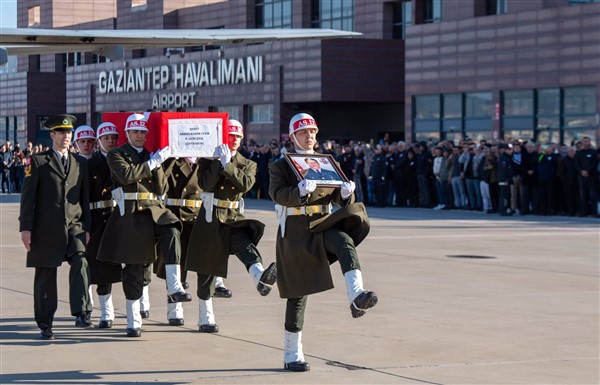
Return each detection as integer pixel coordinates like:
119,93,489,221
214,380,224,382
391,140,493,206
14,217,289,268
132,0,147,8
537,88,560,115
443,94,462,118
28,6,40,27
215,106,240,121
415,95,440,119
564,86,595,114
486,0,507,15
504,90,534,116
256,0,292,28
465,92,492,118
423,0,442,23
312,0,355,31
248,104,273,123
392,1,412,40
569,0,600,4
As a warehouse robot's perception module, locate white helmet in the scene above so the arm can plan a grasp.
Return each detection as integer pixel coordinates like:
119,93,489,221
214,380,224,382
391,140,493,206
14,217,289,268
124,113,148,131
289,113,318,137
96,122,119,139
228,119,244,138
74,125,96,141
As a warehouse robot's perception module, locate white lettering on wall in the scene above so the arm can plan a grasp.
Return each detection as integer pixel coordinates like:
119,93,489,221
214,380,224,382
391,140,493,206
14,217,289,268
97,56,264,95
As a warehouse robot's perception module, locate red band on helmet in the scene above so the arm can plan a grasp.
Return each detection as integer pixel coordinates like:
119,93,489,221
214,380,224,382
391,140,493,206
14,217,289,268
292,118,317,131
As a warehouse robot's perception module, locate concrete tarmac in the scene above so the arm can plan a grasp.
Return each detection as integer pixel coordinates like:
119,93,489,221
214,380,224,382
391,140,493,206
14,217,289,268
1,194,598,385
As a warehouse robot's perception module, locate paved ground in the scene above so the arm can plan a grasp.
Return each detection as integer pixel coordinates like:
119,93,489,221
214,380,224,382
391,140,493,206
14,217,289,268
0,194,598,385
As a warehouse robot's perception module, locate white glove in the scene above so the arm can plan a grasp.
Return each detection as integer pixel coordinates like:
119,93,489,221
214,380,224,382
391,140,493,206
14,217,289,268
298,179,317,197
340,181,355,200
216,144,231,168
147,146,172,170
186,157,197,164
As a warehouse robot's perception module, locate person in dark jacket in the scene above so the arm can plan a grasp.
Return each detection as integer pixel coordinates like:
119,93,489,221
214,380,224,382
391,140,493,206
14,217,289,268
558,146,578,216
369,144,388,207
86,122,123,329
536,145,558,215
574,136,598,216
269,113,376,372
186,120,276,334
19,114,93,340
497,143,514,216
520,142,538,215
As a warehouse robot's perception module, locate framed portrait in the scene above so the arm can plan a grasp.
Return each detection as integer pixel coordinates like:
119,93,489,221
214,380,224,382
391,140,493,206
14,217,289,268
284,153,349,187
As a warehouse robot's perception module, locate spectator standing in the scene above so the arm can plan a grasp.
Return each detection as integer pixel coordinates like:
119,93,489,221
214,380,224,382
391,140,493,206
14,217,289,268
574,136,598,216
369,144,388,207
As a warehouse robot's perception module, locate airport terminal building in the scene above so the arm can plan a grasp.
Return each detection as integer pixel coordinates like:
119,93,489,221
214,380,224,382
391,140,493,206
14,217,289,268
0,0,598,147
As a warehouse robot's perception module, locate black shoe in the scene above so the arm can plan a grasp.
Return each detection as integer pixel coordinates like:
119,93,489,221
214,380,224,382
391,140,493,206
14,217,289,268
168,318,185,326
140,310,150,319
350,291,378,318
75,313,94,328
167,291,192,303
214,287,232,298
98,320,113,329
40,327,54,340
284,361,310,372
126,328,142,337
257,262,277,296
182,282,190,290
198,324,219,333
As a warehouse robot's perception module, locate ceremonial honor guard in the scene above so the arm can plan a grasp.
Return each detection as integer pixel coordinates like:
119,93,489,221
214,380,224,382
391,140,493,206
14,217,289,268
97,113,191,337
269,113,378,371
19,114,93,339
85,122,123,328
158,156,235,326
186,119,276,333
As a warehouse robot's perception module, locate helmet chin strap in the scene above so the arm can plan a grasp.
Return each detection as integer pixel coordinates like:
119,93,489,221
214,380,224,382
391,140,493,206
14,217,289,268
291,133,314,153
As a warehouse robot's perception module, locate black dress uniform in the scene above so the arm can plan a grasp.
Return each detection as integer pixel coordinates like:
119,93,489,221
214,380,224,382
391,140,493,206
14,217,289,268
86,150,122,328
18,114,92,339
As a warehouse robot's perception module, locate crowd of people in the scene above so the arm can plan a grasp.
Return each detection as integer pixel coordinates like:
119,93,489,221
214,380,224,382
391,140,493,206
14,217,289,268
241,135,600,218
5,131,599,218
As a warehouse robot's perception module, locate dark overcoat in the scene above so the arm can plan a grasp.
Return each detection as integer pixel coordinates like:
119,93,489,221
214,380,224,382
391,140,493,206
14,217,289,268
186,152,264,278
269,156,370,298
19,150,90,268
97,143,180,265
86,151,122,284
154,157,201,278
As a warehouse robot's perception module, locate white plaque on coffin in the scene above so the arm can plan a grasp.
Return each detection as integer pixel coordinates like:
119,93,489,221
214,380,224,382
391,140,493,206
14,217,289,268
168,118,223,158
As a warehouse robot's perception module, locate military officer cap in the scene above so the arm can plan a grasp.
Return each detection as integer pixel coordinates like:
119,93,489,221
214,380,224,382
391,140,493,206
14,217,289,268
45,114,77,131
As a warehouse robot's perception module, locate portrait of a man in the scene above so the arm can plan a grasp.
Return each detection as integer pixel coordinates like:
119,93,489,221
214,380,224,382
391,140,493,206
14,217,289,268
303,157,342,181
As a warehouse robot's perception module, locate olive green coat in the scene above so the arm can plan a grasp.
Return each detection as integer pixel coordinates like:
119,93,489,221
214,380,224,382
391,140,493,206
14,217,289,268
154,157,201,279
97,143,181,265
186,152,264,278
269,156,370,298
19,150,91,268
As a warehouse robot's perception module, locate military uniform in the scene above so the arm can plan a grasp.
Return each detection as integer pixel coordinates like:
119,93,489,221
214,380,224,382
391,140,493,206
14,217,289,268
86,150,123,328
186,120,276,333
270,113,377,372
186,153,265,279
18,114,93,339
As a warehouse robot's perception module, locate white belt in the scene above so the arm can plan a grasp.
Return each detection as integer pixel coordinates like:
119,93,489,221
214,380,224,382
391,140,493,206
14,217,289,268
213,199,240,209
286,204,332,216
166,198,203,208
123,192,158,200
90,200,116,210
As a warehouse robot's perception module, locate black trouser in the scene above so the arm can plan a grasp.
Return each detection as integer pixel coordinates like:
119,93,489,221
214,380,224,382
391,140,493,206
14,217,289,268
96,283,112,296
578,175,598,216
121,264,145,300
156,223,181,265
197,227,262,300
499,183,511,215
285,228,361,332
33,252,91,329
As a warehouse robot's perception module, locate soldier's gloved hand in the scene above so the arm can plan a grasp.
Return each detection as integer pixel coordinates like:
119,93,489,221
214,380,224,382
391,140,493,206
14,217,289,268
340,181,355,200
298,179,317,197
147,146,172,170
217,144,231,168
